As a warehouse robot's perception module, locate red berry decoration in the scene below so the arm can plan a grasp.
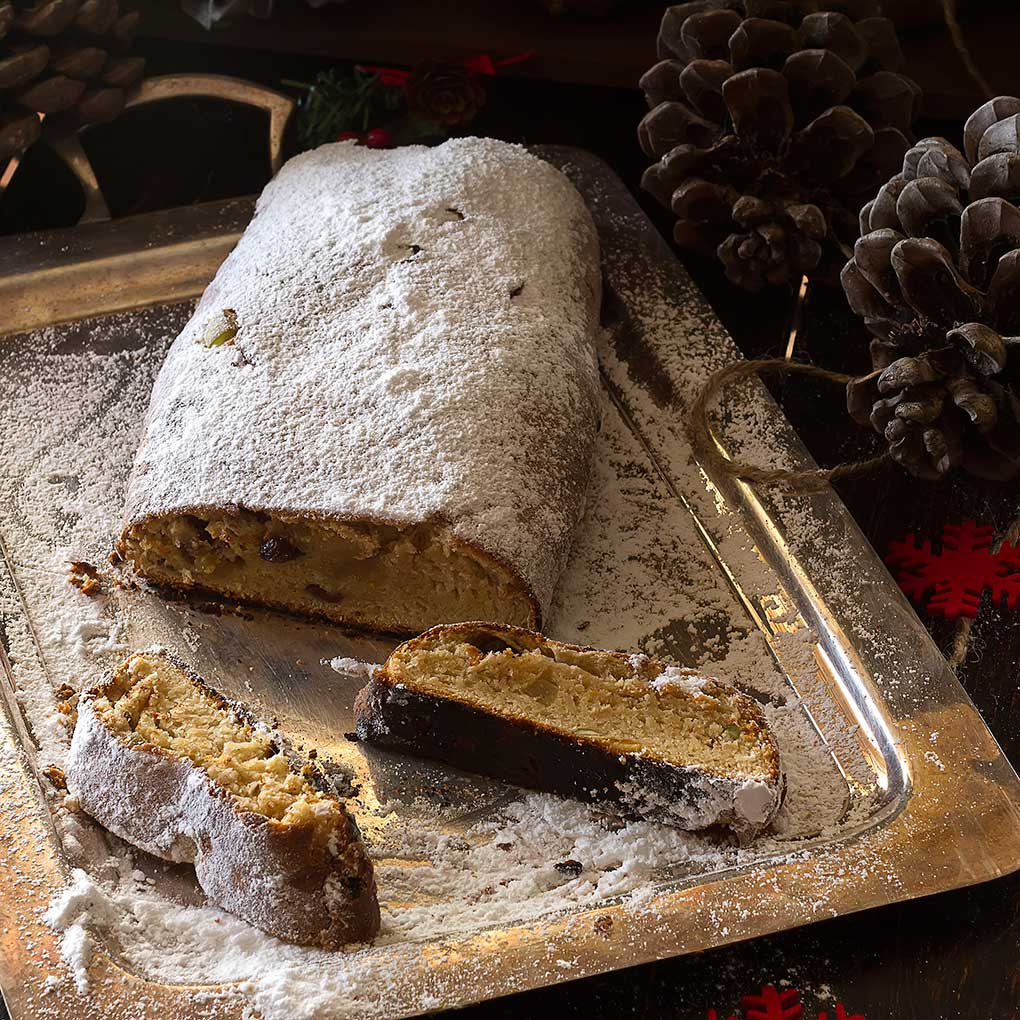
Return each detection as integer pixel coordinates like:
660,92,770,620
335,130,361,143
363,128,394,149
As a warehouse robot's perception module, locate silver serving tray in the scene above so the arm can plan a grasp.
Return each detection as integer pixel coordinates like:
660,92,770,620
1,144,1019,1020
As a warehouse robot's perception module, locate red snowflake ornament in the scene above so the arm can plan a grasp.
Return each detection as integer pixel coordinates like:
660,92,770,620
741,985,803,1020
820,1007,864,1020
886,520,1020,620
729,984,864,1020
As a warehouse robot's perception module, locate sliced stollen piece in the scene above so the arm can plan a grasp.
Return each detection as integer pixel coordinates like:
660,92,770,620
354,623,783,839
66,650,379,948
118,136,602,634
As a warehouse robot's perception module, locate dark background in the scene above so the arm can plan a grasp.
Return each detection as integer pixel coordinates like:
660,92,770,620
4,3,1020,1017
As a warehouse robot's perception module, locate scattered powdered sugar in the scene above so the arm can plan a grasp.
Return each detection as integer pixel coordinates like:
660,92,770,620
0,150,904,1019
327,658,381,680
58,926,92,994
49,615,128,659
649,665,714,697
0,312,182,767
44,866,116,930
44,866,120,995
374,793,725,933
41,787,859,1020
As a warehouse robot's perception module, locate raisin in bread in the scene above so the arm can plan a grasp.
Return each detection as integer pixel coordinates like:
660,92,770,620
354,623,783,838
118,137,601,634
66,650,379,947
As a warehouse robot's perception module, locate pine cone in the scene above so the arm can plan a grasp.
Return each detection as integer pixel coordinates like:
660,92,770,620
843,97,1020,482
403,60,486,127
639,2,919,291
0,0,145,165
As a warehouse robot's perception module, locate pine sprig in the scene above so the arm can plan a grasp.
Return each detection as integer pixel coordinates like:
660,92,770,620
283,68,402,150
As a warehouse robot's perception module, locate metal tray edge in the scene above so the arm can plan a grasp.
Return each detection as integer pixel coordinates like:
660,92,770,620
1,148,1019,1019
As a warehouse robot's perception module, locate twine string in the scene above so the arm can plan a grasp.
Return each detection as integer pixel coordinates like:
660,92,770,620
691,357,998,672
690,357,889,492
947,616,974,671
942,0,995,100
693,360,1020,675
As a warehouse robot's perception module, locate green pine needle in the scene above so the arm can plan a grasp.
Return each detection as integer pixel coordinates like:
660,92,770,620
285,68,402,149
284,65,471,151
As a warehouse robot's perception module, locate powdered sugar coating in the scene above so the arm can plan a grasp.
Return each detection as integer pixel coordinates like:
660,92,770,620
649,664,716,698
123,137,602,623
68,695,199,862
616,771,781,840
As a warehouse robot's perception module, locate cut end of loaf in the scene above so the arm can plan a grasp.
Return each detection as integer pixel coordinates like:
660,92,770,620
377,624,779,783
119,509,539,634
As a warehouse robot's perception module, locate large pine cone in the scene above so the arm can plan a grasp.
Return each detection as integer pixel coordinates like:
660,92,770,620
843,97,1020,482
639,1,919,292
0,0,145,164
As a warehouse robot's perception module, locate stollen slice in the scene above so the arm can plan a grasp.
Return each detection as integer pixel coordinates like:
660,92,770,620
66,649,379,947
354,623,783,839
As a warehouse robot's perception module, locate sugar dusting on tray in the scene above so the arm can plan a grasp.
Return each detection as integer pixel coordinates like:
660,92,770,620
327,657,382,680
0,169,894,1019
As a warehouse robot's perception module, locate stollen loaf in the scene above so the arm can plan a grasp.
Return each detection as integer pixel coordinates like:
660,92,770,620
119,137,602,632
67,650,380,947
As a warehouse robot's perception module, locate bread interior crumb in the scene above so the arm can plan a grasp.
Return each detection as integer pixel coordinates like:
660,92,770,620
386,630,777,780
96,653,339,831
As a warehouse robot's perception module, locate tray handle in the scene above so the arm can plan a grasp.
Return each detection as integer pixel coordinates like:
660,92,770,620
44,73,296,225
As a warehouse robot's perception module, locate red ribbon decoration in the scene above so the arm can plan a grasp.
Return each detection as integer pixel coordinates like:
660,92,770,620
462,51,534,75
359,67,411,87
358,51,534,87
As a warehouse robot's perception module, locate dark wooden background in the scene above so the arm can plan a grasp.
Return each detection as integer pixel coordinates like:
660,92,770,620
4,3,1020,1017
